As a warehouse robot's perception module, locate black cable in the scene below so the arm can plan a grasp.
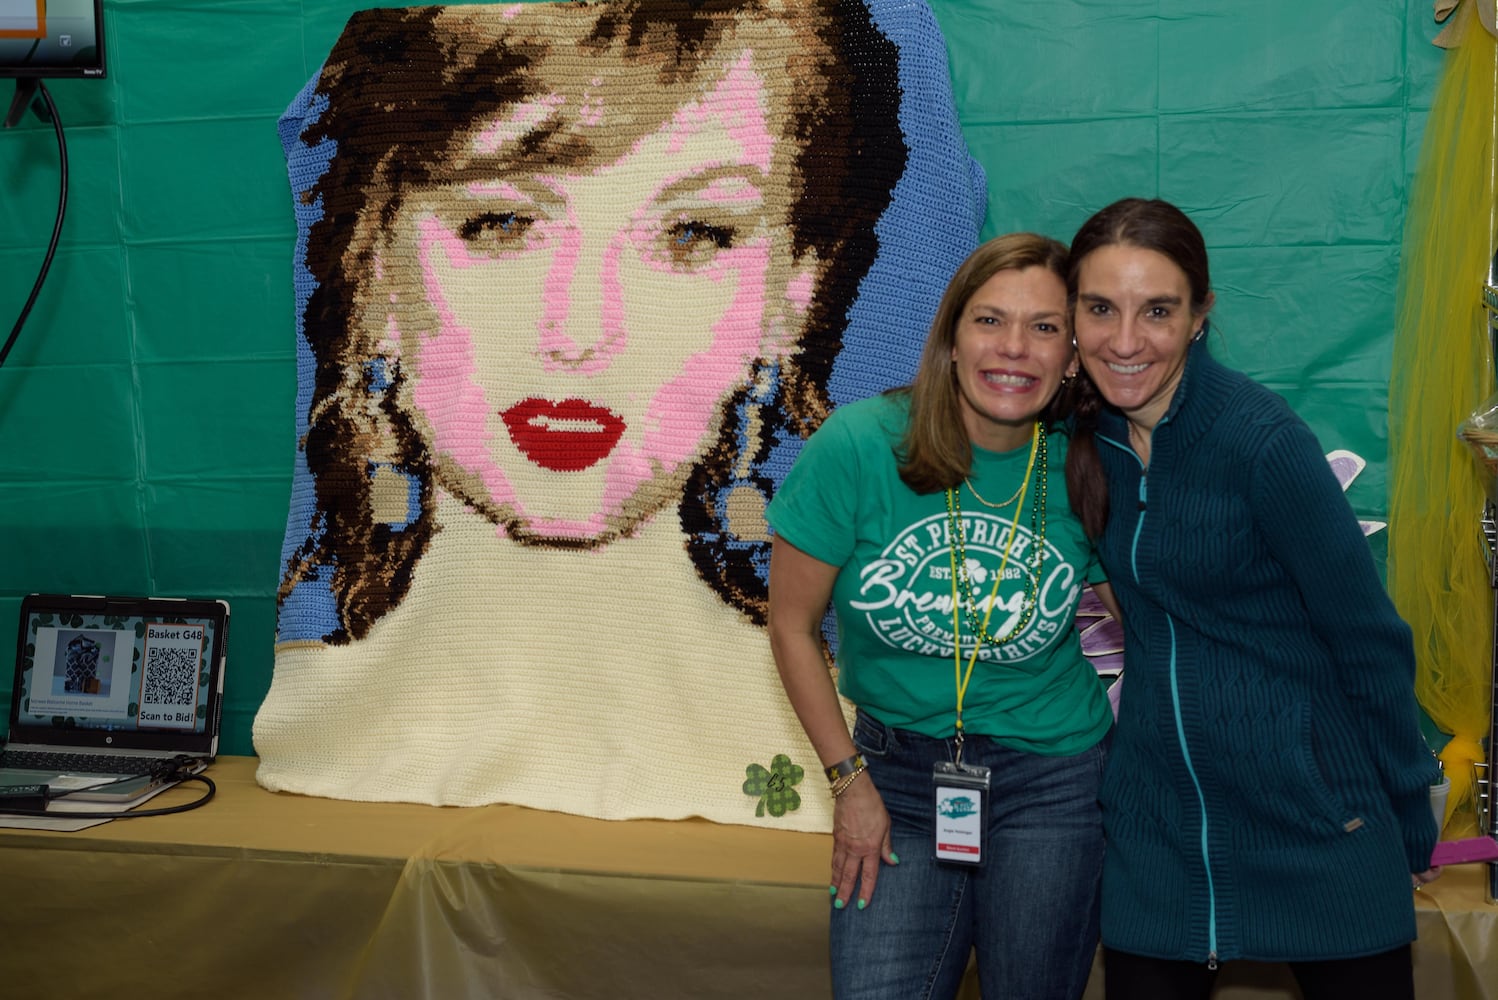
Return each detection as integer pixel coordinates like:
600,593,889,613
0,79,67,371
0,772,217,819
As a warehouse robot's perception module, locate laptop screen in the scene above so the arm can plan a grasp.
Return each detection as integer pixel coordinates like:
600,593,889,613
8,594,228,753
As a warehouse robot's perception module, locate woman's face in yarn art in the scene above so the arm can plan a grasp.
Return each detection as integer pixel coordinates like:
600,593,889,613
380,54,814,545
950,266,1076,453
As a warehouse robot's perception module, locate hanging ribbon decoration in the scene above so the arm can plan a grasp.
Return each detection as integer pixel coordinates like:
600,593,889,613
1434,0,1497,48
1390,0,1498,837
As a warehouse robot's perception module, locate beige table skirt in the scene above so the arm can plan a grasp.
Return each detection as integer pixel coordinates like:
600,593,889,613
0,756,1491,999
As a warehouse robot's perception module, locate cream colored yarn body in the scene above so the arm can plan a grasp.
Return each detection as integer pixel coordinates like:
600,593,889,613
255,493,842,832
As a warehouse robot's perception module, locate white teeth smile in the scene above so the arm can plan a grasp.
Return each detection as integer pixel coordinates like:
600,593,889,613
1107,362,1149,375
531,417,606,432
982,373,1034,386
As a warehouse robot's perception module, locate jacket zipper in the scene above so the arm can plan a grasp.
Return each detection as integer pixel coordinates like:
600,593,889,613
1114,424,1220,968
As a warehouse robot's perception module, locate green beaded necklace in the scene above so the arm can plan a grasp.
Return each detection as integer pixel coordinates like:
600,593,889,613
944,426,1049,648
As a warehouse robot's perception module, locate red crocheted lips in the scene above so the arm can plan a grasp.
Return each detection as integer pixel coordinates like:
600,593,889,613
500,397,627,472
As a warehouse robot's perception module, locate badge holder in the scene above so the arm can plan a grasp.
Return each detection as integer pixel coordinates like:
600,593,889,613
933,759,990,865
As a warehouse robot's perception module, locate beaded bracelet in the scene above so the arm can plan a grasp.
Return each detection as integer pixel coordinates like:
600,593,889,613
824,754,865,784
830,764,867,798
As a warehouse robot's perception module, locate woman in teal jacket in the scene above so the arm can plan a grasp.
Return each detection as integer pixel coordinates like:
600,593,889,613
1064,198,1441,1000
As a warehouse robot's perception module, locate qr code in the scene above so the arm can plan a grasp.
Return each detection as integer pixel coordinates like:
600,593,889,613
142,646,199,706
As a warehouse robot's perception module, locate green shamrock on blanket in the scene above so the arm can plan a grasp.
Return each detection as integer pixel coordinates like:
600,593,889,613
744,754,805,817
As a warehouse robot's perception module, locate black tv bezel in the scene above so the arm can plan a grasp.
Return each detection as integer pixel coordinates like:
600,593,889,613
0,0,107,80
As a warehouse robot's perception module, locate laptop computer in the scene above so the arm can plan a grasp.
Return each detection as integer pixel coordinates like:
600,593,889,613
0,593,229,803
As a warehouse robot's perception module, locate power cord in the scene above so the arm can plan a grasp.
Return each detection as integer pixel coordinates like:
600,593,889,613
0,79,67,371
0,756,217,819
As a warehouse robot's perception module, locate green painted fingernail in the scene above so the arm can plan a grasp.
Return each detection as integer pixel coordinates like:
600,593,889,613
828,885,837,896
857,899,867,910
890,852,901,865
834,898,845,910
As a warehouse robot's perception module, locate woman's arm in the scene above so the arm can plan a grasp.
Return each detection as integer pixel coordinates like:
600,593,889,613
1090,580,1123,626
767,535,895,909
1252,420,1442,874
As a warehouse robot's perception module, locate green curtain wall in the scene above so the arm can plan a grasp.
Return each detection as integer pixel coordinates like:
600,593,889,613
0,0,1448,756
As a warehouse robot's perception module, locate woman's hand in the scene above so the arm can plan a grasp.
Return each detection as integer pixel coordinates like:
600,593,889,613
830,773,895,910
767,538,899,908
1412,866,1441,890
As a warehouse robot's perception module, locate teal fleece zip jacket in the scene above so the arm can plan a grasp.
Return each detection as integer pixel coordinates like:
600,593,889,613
1094,339,1440,964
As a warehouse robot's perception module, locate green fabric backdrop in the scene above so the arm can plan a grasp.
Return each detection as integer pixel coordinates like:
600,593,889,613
0,0,1447,756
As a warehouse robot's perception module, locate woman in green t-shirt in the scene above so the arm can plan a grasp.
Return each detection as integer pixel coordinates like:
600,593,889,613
766,232,1118,1000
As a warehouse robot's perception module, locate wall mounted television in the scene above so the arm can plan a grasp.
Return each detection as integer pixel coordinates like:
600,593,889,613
0,0,106,79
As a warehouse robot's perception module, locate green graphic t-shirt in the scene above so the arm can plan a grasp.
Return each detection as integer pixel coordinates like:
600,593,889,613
766,393,1111,754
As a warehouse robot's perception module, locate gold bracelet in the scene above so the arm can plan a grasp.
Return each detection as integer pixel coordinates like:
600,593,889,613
830,764,866,798
824,754,865,784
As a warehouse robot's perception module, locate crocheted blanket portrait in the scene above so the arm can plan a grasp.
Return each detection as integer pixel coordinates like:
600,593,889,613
253,0,985,831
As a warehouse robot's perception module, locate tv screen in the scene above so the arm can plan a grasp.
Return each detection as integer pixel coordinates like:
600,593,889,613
0,0,105,78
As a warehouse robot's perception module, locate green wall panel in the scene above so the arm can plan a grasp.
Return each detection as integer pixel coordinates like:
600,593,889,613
0,484,151,593
0,126,123,251
1162,112,1408,246
0,0,1450,757
0,248,130,365
1404,107,1432,184
1156,1,1406,112
144,481,288,596
118,119,289,242
113,7,308,122
136,361,292,478
1212,245,1401,389
0,367,139,479
214,594,278,757
933,0,1161,120
966,118,1164,240
1404,0,1446,108
1292,393,1397,522
129,241,293,361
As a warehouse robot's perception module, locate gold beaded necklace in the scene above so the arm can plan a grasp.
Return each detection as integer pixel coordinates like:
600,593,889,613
946,430,1049,647
964,475,1026,509
943,422,1051,751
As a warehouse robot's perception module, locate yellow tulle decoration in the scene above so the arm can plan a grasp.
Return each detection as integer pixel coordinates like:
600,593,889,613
1389,1,1497,839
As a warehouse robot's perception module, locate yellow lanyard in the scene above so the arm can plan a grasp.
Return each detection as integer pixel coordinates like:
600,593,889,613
946,423,1039,756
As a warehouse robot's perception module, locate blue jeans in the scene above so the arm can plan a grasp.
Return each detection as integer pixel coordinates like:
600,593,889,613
830,709,1109,1000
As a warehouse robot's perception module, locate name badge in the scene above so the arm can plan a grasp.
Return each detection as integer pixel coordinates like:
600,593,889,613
932,761,990,865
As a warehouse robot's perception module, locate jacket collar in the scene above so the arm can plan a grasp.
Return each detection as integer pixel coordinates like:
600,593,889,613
1097,338,1237,454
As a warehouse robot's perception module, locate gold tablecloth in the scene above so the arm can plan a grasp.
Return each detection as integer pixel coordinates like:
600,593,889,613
0,757,1491,999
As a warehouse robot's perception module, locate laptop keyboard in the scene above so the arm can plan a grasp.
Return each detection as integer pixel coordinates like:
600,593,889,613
1,750,169,776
